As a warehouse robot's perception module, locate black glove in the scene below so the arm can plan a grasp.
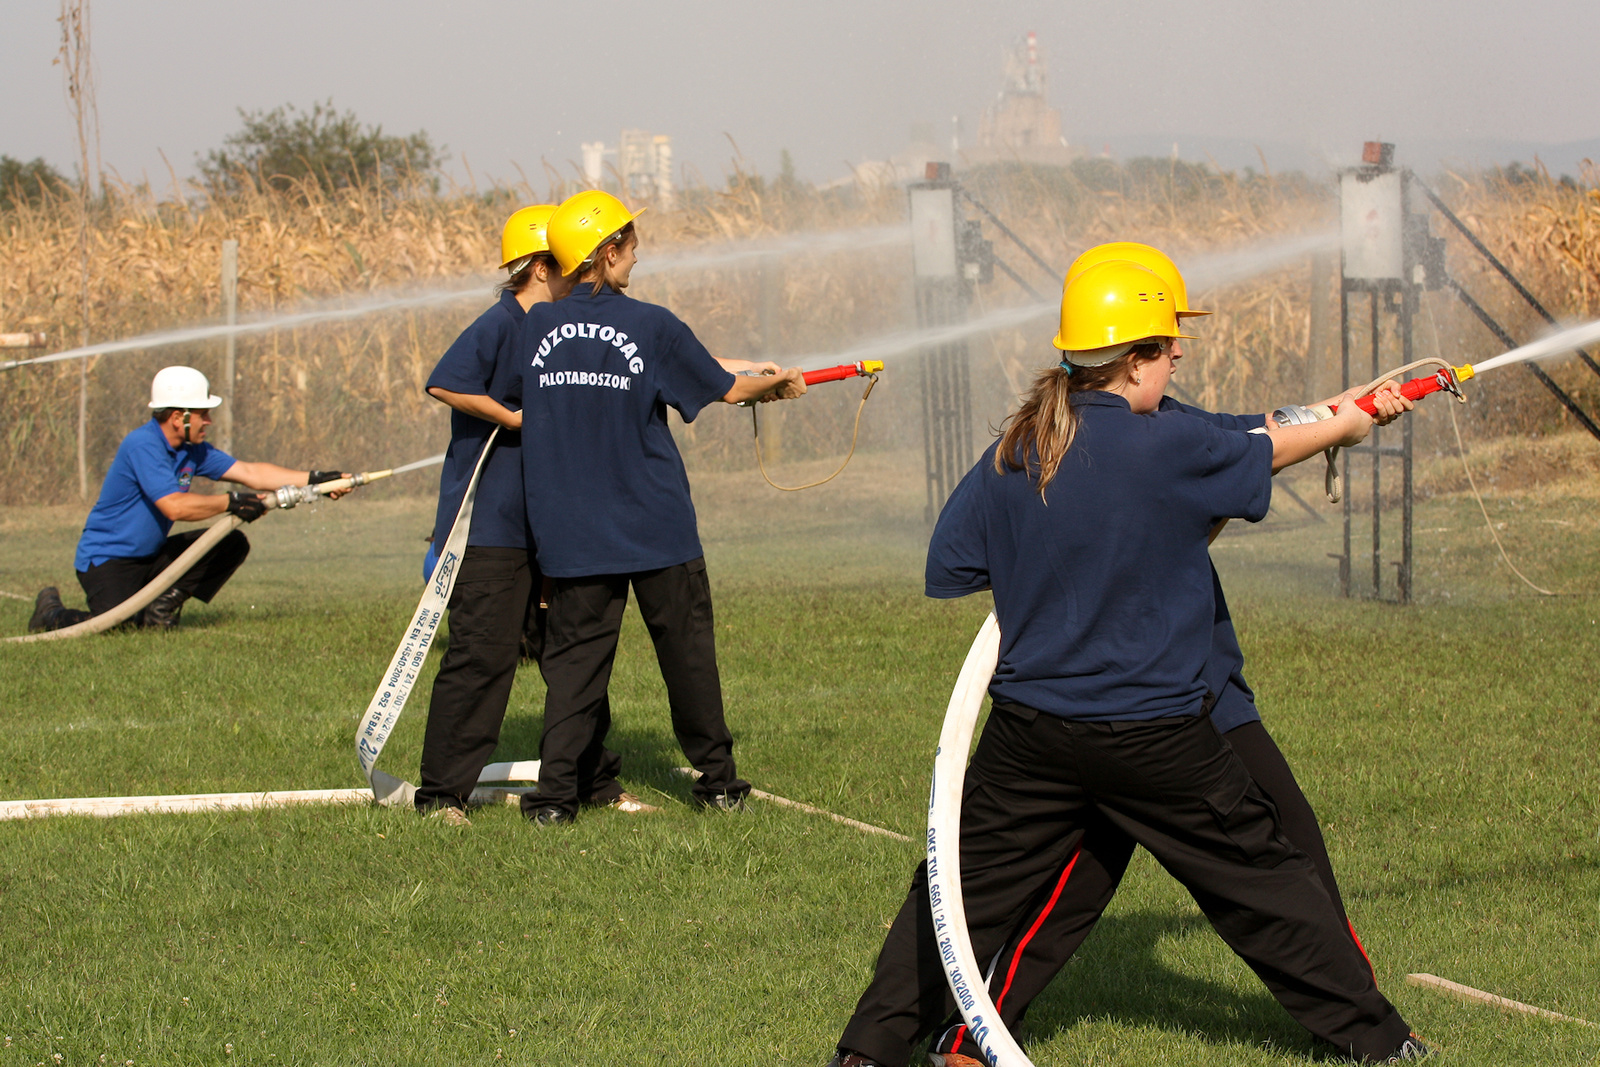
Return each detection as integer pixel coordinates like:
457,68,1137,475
307,470,343,485
226,491,267,523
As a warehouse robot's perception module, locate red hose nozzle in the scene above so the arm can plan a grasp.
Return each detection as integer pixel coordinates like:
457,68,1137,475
802,360,884,386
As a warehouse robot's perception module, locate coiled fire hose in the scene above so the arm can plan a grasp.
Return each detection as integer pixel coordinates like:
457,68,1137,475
751,361,882,492
927,611,1034,1066
5,470,391,644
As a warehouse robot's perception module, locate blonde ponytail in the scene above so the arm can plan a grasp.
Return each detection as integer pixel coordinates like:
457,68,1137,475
994,344,1165,499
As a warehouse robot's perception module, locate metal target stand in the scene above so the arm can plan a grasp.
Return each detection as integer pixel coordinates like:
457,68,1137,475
1334,141,1600,603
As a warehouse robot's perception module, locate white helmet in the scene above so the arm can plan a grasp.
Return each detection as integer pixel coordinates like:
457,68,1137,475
148,366,222,410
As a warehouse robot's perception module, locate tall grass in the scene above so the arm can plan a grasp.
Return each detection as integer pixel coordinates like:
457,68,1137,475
2,161,1596,506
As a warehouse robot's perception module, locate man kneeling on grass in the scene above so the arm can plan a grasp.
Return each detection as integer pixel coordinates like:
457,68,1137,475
29,365,348,633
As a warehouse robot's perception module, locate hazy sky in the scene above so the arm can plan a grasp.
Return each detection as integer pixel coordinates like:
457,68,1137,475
5,0,1599,189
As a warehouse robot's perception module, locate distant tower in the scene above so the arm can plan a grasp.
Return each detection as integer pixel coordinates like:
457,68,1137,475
975,31,1072,163
616,129,675,207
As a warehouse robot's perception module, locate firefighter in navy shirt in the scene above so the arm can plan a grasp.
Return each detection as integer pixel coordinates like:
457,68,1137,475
512,190,806,825
896,246,1415,1065
829,262,1428,1067
29,366,345,633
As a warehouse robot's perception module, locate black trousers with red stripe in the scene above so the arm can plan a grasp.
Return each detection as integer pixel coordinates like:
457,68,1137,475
924,719,1376,1062
837,707,1411,1066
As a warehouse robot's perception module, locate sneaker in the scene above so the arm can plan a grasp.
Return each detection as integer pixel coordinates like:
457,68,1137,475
595,791,660,814
1377,1035,1431,1062
528,805,575,827
928,1053,987,1067
695,791,749,812
427,805,471,827
28,587,64,633
825,1052,882,1067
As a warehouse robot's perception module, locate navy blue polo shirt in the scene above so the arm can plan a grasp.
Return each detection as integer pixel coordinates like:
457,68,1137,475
513,284,735,577
75,420,236,570
1164,397,1268,734
426,289,531,552
926,390,1273,721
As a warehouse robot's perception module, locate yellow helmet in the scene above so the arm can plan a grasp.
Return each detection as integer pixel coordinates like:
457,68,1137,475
1064,241,1211,318
547,190,646,277
1054,261,1189,362
500,204,558,270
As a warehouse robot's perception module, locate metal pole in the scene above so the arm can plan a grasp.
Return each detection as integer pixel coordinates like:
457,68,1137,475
1443,277,1600,442
1370,291,1381,598
1339,279,1352,598
1400,288,1415,604
1416,179,1600,383
1307,252,1332,402
219,239,238,455
757,253,782,466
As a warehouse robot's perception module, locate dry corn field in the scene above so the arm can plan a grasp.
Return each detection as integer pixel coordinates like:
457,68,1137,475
2,162,1598,507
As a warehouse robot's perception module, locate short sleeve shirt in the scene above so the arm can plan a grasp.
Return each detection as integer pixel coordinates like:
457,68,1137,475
75,420,236,570
925,391,1273,721
426,289,531,551
513,285,735,577
1163,397,1268,733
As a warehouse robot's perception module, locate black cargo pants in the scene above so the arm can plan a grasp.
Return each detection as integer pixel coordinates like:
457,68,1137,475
527,556,748,816
839,705,1411,1066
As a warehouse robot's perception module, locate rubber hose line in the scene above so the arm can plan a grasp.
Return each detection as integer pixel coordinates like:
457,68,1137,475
751,374,878,492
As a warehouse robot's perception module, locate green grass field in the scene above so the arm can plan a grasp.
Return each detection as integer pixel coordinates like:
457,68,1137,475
0,443,1597,1067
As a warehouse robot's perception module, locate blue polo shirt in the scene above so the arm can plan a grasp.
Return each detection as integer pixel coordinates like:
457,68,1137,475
75,420,236,571
426,289,531,553
1164,398,1268,734
926,390,1273,721
513,284,735,577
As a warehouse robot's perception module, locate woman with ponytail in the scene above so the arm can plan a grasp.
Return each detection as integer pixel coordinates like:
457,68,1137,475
829,263,1428,1067
909,243,1418,1066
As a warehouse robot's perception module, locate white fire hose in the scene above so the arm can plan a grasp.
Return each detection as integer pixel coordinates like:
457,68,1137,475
926,611,1035,1067
5,471,384,645
353,429,541,807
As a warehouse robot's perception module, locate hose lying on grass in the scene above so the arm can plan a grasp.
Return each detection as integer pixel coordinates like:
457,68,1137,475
5,468,410,645
4,516,243,644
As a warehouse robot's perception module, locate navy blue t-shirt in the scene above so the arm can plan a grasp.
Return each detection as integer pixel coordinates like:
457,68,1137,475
513,285,735,577
1164,397,1268,733
426,289,531,552
75,420,236,570
926,391,1273,721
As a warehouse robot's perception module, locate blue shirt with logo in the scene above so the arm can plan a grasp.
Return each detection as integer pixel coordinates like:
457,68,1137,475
513,284,735,577
426,289,532,554
75,419,236,570
925,390,1273,721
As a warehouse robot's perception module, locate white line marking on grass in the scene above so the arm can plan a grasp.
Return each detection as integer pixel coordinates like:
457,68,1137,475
1407,973,1597,1027
0,591,29,601
677,767,911,843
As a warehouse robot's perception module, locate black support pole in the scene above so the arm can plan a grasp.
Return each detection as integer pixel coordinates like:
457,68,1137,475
1418,179,1600,383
